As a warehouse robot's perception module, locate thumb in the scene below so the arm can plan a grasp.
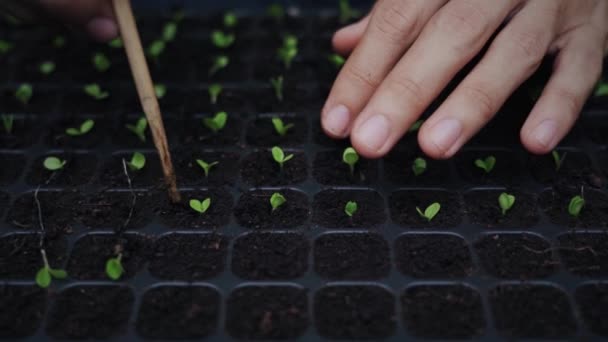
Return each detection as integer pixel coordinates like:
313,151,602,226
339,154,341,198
39,0,117,41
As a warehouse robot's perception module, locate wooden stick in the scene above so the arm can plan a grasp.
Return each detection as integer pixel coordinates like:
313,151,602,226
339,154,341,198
112,0,181,203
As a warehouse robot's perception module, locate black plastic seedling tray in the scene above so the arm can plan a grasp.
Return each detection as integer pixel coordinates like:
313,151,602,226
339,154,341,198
2,4,608,341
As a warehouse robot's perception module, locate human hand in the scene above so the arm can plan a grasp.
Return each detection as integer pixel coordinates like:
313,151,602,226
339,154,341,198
323,0,608,159
39,0,117,41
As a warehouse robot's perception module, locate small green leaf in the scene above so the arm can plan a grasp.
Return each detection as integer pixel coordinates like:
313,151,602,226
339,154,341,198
35,267,51,288
48,268,67,279
270,76,284,102
154,84,167,99
271,146,293,169
277,35,298,69
474,156,496,174
125,117,148,142
43,156,66,171
209,55,229,76
108,37,123,48
408,120,424,133
203,111,228,133
417,202,441,222
208,83,222,104
338,0,361,24
65,119,95,136
15,83,33,105
190,198,211,214
105,257,124,280
162,21,178,41
128,152,146,171
271,117,294,137
196,159,219,178
498,192,516,215
147,40,166,58
595,81,608,97
342,147,359,175
1,114,14,134
267,4,285,22
224,12,238,28
39,61,55,75
52,35,65,48
327,53,345,68
270,192,286,212
344,201,358,217
211,30,235,49
0,39,13,54
568,195,585,218
83,83,109,100
92,52,111,72
552,150,567,172
412,157,427,176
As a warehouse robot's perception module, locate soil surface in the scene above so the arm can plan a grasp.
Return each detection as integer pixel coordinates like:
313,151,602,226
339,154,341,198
455,150,522,185
383,146,453,186
26,153,97,187
0,285,47,338
464,189,539,228
0,153,25,185
173,149,239,186
389,190,462,228
181,115,242,146
245,115,307,147
240,150,308,186
312,189,386,228
0,233,67,279
234,189,309,229
575,283,608,336
313,150,378,186
78,191,156,229
155,188,232,229
97,153,163,188
558,233,608,276
6,191,80,236
539,187,608,228
45,116,106,148
0,117,38,148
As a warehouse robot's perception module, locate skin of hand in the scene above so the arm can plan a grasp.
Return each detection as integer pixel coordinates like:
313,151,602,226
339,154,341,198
39,0,117,41
324,0,608,159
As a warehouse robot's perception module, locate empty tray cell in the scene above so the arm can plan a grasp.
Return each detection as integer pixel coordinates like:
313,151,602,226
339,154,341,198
78,191,156,229
149,233,228,280
383,146,453,186
314,232,389,280
464,189,540,228
26,152,97,187
232,232,309,280
312,189,386,229
401,284,485,338
45,116,107,148
46,285,134,339
234,189,309,229
240,149,308,186
0,284,47,338
67,233,151,280
558,232,608,276
540,188,608,229
314,285,396,339
0,191,8,218
173,149,240,186
395,233,473,278
455,149,524,185
0,153,25,185
313,149,379,186
0,232,67,279
246,114,308,147
575,283,608,336
226,285,308,339
156,188,233,229
489,284,577,338
136,285,220,339
97,152,163,188
474,233,557,279
389,189,462,228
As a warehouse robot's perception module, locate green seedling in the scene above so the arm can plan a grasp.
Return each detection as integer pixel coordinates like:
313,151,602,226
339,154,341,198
272,117,294,137
270,75,284,102
342,147,359,176
162,21,178,41
172,9,185,22
84,83,109,100
127,152,146,171
209,55,229,76
0,39,13,54
338,0,361,24
203,111,228,133
595,81,608,97
412,157,427,176
277,35,298,69
208,83,222,104
154,84,167,99
327,53,345,68
147,39,166,59
52,35,65,48
568,195,585,218
190,198,211,214
552,150,567,171
196,159,219,178
125,117,148,142
108,37,123,48
498,192,515,215
224,12,238,28
43,156,66,171
267,3,285,22
15,83,33,105
92,52,111,72
270,192,286,212
344,201,358,217
408,120,424,133
105,255,124,280
36,264,67,288
474,155,496,174
416,202,441,222
39,61,55,75
1,114,14,134
271,146,293,170
65,119,95,136
211,30,235,49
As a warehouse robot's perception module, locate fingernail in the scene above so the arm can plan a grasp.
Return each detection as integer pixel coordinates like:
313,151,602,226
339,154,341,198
533,119,558,148
87,17,118,42
357,114,390,151
428,118,462,153
324,105,351,136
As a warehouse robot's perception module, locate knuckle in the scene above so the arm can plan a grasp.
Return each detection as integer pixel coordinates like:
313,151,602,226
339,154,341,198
504,30,548,70
372,0,421,45
432,1,489,49
385,76,425,108
461,84,497,117
342,63,382,90
552,87,582,117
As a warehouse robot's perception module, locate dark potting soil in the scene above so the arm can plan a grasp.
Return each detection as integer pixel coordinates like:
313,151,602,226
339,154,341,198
314,285,396,339
474,233,557,279
394,233,473,278
539,188,608,228
252,60,316,83
45,116,106,148
181,115,243,146
226,285,308,339
0,285,46,338
59,89,121,115
489,284,577,338
252,86,322,113
136,285,220,339
0,153,25,185
312,189,386,228
111,117,179,148
389,190,462,228
199,59,252,83
529,149,601,188
185,87,253,114
45,285,134,339
557,233,608,276
232,233,309,280
97,153,163,188
240,150,308,186
0,88,60,114
313,150,378,186
155,188,232,229
148,233,228,280
314,233,389,280
383,147,453,186
66,233,151,280
26,153,97,187
234,189,309,229
464,189,539,228
0,117,39,148
575,283,608,336
401,285,485,338
0,192,8,218
455,149,523,185
245,115,307,147
6,191,80,236
77,191,156,229
173,149,239,186
0,233,67,279
123,88,188,116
